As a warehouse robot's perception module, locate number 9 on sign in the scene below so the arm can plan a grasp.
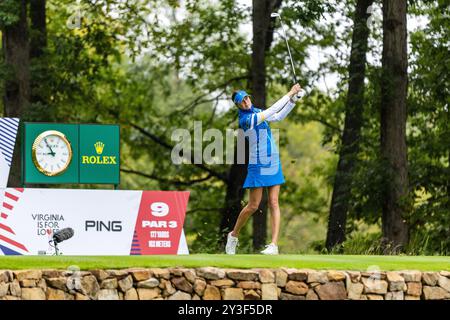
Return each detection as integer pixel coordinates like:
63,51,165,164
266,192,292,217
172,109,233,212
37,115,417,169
151,202,169,217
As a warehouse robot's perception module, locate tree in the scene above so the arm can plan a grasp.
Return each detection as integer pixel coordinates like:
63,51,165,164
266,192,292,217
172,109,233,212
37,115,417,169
326,0,374,251
30,0,46,59
10,0,446,255
380,0,409,249
406,0,450,253
29,0,48,116
1,0,29,186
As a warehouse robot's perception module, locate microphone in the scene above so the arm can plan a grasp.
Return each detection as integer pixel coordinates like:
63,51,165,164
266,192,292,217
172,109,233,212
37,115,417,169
53,228,74,244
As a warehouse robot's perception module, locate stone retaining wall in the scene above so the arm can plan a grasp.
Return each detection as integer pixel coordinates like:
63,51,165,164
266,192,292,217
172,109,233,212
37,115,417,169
1,268,450,300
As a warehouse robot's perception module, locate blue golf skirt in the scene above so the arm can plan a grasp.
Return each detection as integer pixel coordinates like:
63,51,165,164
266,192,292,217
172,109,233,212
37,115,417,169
243,161,285,189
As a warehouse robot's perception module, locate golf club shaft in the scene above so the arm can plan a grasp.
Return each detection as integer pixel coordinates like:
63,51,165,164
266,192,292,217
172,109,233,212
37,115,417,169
279,19,298,84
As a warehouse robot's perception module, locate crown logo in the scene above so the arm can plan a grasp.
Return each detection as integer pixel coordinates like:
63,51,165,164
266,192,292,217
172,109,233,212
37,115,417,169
94,141,104,154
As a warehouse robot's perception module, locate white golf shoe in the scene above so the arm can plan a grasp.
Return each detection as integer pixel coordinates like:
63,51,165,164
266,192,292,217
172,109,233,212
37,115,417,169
225,232,239,255
260,243,279,255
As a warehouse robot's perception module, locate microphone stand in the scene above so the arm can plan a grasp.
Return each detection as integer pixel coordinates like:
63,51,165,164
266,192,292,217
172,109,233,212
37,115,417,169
49,238,61,256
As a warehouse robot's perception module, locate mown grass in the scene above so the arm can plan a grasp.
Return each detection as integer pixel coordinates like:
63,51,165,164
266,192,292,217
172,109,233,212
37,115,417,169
0,254,449,271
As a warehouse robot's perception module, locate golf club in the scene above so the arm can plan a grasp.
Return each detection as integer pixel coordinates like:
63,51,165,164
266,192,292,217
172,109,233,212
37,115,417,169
271,12,306,98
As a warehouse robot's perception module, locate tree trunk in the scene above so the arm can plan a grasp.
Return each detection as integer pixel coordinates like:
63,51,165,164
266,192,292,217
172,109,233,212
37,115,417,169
3,0,30,187
30,0,46,59
29,0,52,127
325,0,374,252
219,139,248,246
380,0,409,250
446,83,450,209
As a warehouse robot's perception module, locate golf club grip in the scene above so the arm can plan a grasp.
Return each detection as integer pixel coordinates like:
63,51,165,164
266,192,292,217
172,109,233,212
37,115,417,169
297,88,306,99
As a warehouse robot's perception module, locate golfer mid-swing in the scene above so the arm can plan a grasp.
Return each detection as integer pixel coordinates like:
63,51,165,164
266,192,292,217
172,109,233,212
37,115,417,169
226,84,303,255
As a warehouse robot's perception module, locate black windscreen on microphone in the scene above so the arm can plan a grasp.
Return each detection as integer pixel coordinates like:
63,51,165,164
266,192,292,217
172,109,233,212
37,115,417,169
53,227,74,243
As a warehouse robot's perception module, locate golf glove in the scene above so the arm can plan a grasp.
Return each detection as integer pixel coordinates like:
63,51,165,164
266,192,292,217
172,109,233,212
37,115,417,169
292,88,306,102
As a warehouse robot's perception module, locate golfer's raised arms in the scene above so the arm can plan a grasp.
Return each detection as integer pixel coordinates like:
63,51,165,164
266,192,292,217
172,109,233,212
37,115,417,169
266,99,296,122
238,84,302,130
250,94,291,129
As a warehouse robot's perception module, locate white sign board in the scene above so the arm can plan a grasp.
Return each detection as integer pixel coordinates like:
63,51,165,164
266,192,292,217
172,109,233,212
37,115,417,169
0,188,189,255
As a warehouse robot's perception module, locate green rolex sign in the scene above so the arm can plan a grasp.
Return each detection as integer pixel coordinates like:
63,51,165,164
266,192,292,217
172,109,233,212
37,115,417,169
23,123,120,185
79,125,120,184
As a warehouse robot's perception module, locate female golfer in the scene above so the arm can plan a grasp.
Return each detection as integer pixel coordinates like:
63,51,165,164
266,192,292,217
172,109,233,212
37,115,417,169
226,84,303,255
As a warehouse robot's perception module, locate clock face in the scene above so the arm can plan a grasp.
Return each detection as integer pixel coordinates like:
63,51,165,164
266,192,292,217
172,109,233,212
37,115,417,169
32,130,73,176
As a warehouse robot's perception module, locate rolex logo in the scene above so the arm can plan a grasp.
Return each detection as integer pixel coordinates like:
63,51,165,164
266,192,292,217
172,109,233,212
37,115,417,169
82,141,116,165
94,141,105,154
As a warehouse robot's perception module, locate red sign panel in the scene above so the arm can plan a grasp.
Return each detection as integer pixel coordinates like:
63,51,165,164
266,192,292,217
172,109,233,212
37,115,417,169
132,191,190,254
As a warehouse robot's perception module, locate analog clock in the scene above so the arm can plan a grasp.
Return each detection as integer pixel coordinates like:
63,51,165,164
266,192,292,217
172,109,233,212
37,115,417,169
32,130,73,176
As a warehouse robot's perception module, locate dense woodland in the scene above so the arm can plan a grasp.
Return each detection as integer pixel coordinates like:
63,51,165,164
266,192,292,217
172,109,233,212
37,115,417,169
1,0,448,254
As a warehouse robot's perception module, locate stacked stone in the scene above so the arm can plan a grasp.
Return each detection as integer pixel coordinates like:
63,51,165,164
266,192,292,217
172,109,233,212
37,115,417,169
420,271,450,300
0,268,449,300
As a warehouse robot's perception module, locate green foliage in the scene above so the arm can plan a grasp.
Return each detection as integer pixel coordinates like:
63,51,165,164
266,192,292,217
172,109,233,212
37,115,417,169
406,1,450,253
304,0,449,254
0,0,20,28
316,232,386,255
1,0,448,255
313,228,449,256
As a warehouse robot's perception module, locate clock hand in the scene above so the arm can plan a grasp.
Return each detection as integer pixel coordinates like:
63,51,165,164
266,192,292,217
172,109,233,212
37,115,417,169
44,138,56,156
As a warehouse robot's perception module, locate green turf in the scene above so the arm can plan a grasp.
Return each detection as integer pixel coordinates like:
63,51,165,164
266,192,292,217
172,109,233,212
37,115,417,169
0,254,449,271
